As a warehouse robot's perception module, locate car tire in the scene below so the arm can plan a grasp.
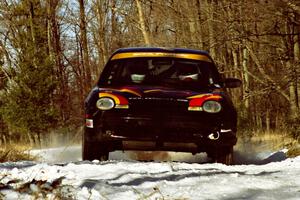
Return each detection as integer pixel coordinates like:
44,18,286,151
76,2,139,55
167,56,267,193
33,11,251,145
82,128,109,161
207,147,234,165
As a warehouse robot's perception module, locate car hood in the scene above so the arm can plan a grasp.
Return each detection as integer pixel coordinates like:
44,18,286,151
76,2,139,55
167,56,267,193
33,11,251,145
99,85,219,99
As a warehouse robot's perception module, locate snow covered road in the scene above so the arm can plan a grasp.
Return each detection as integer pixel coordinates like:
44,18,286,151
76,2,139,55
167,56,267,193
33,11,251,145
0,151,299,199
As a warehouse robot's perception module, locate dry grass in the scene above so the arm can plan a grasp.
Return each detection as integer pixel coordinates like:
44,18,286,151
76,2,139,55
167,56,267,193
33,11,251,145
0,145,36,162
287,145,300,158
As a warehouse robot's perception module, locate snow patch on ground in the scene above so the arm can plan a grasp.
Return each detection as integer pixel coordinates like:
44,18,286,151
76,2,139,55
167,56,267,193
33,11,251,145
2,136,298,199
0,156,300,199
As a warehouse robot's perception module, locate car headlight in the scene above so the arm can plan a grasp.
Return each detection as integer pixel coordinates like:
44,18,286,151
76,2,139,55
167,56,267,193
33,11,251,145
96,98,115,110
202,101,221,113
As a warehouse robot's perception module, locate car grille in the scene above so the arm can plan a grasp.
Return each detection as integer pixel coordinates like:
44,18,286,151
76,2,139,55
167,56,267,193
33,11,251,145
129,97,188,114
102,97,221,135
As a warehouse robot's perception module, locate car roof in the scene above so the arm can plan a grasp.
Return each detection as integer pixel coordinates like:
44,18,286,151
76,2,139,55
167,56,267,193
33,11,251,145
112,47,210,56
110,47,213,62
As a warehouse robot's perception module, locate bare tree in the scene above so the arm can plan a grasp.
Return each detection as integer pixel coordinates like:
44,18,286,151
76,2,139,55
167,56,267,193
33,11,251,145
79,0,91,91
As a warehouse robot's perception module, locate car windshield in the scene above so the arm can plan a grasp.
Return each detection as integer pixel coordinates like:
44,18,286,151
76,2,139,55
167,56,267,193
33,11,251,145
101,57,219,89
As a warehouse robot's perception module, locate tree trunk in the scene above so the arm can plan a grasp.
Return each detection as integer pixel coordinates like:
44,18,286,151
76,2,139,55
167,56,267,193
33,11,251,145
110,0,118,50
186,0,198,48
205,0,216,59
196,0,204,49
36,132,42,148
27,132,34,147
293,24,299,117
48,0,69,122
287,60,299,119
95,0,108,73
135,0,151,45
79,0,92,91
266,109,270,132
230,49,240,105
242,46,250,118
232,49,239,78
28,1,38,68
75,24,85,117
0,134,7,147
47,3,53,58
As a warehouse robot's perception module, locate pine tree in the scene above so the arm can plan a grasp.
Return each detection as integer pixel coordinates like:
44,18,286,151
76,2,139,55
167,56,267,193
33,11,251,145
0,0,58,146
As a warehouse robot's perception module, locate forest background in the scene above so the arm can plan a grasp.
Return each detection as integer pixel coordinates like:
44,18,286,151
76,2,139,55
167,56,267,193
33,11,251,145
0,0,299,150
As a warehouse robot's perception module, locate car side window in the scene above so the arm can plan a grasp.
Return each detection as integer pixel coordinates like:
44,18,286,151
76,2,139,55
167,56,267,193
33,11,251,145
106,62,124,85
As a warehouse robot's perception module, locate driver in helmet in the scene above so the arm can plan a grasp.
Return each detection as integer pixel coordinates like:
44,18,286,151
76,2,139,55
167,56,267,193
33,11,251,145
129,61,148,83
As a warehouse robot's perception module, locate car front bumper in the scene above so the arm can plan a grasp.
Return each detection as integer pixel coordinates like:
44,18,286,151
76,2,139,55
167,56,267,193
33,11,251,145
86,110,237,153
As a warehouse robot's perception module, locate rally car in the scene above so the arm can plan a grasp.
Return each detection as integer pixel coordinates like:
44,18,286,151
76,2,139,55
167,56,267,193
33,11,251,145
83,47,241,164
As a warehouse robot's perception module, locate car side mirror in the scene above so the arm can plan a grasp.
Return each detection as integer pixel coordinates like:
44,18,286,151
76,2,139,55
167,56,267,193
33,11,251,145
224,78,242,88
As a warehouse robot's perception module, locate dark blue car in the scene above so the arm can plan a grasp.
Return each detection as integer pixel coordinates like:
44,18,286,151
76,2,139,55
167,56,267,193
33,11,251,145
83,47,241,164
